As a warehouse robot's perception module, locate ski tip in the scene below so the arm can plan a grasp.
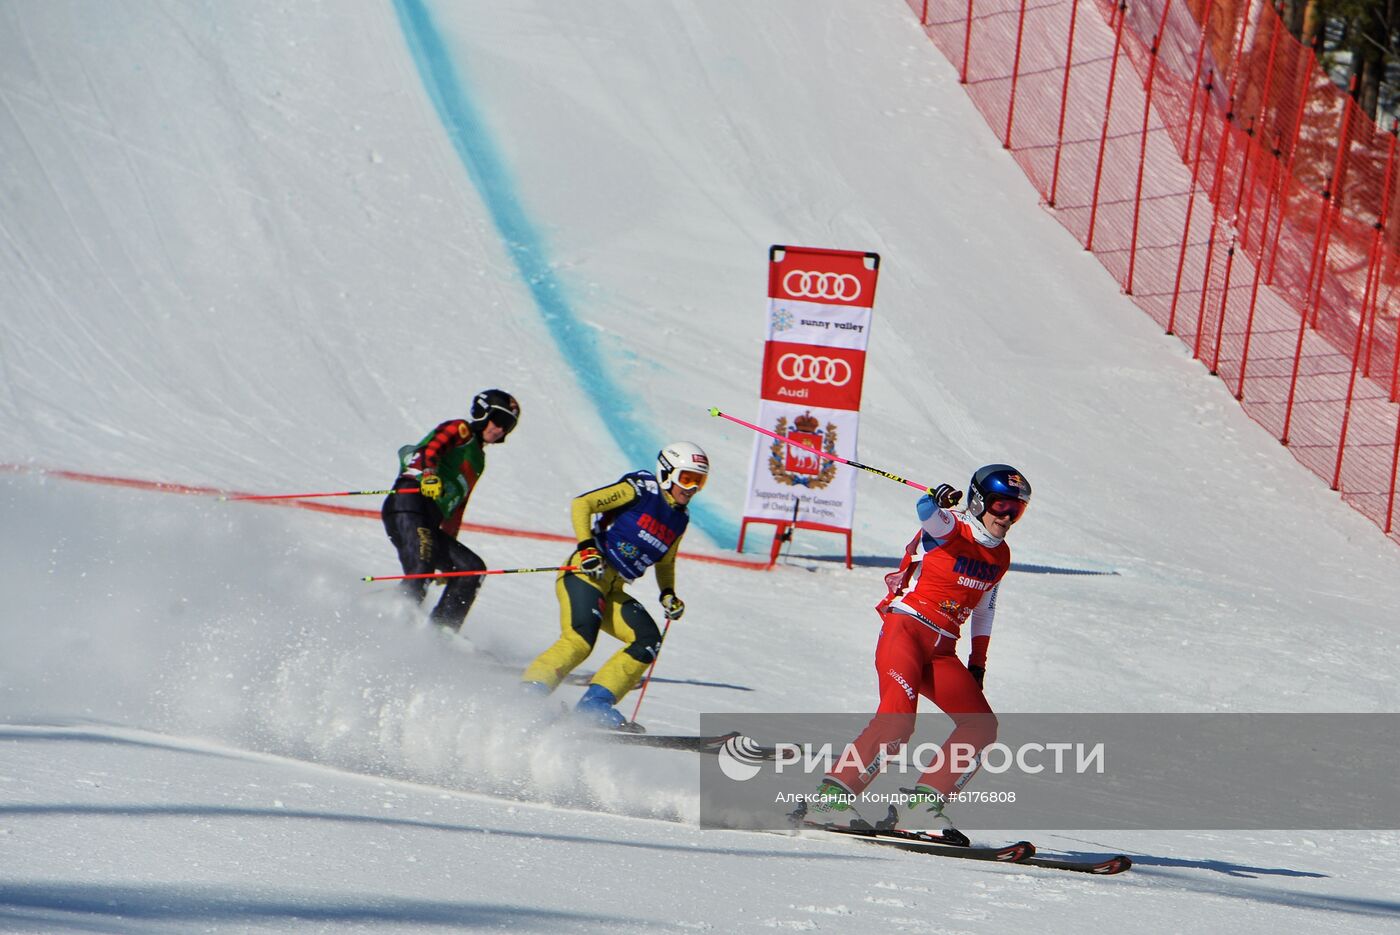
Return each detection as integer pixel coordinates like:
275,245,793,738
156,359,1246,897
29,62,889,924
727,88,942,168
1101,855,1133,874
1067,854,1132,875
954,839,1034,862
1022,852,1133,875
707,406,720,416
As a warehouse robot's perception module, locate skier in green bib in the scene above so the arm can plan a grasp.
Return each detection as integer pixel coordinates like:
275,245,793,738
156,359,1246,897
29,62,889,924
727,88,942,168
380,389,520,631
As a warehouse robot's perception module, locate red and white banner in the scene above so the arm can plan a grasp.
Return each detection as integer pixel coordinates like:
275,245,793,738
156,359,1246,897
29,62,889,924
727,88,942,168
759,341,867,411
743,246,879,536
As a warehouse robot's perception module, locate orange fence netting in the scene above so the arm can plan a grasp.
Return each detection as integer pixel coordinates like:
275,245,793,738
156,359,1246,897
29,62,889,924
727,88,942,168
906,0,1400,543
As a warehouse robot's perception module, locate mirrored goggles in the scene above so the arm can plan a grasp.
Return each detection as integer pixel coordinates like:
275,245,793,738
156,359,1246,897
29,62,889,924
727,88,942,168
985,498,1027,520
673,469,708,491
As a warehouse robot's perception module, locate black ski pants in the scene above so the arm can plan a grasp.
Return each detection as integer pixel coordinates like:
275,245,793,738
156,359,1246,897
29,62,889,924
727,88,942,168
381,492,485,631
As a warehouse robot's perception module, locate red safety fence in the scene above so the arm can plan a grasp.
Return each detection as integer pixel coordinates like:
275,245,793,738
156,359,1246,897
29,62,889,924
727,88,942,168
0,464,768,571
905,0,1400,544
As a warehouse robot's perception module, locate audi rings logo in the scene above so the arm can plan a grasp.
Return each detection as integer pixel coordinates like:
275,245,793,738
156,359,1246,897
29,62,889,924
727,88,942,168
783,270,862,301
777,353,852,386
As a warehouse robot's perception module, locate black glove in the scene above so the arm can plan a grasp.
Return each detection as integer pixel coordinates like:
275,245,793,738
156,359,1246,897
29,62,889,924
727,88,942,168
968,664,986,688
932,483,962,509
576,539,605,579
659,588,685,621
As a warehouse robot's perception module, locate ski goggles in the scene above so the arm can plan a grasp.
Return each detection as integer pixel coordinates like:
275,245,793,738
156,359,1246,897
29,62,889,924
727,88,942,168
485,407,518,435
985,498,1027,520
672,469,708,491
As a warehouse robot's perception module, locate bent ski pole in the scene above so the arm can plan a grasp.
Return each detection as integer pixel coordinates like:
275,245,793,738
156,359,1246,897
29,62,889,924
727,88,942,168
224,488,402,502
709,407,935,494
362,565,580,583
630,619,672,723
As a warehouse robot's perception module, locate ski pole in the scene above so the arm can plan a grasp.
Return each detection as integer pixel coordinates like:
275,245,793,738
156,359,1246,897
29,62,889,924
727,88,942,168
709,407,936,494
629,619,672,723
362,565,580,582
223,488,403,502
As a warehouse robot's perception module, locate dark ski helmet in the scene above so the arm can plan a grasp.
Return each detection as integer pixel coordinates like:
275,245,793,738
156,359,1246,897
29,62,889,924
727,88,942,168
470,389,520,438
967,464,1031,522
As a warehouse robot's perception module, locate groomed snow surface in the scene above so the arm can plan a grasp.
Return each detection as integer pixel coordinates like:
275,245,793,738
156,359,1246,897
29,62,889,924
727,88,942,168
2,1,1399,932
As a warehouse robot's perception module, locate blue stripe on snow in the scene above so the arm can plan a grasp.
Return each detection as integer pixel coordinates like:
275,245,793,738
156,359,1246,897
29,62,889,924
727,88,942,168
392,0,737,547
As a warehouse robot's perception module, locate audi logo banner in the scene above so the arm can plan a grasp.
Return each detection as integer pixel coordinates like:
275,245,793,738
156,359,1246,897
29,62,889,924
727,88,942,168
743,246,880,558
781,270,863,302
760,342,866,411
768,249,879,309
778,352,852,386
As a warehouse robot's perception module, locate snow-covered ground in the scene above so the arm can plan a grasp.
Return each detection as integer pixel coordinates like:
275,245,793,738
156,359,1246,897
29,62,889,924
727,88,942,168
2,0,1398,931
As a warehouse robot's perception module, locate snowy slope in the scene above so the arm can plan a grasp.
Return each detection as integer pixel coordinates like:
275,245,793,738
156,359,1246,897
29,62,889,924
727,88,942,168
2,0,1399,932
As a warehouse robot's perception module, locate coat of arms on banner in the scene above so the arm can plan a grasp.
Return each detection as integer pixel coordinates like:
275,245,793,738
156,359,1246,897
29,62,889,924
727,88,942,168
768,412,839,488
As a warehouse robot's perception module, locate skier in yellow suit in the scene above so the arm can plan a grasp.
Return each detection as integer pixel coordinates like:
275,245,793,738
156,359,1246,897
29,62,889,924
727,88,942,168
522,442,710,729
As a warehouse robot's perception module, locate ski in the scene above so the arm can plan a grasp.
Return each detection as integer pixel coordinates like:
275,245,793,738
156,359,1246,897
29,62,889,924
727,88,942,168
604,739,1132,875
844,831,1131,874
811,824,1131,873
603,729,781,758
805,821,1032,863
795,806,1131,875
1020,853,1133,875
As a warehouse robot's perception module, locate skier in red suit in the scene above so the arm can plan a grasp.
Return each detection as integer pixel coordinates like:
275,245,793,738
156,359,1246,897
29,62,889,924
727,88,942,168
817,464,1032,829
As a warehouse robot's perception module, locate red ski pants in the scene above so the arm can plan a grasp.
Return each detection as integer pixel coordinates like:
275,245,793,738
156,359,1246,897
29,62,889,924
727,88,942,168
826,611,997,797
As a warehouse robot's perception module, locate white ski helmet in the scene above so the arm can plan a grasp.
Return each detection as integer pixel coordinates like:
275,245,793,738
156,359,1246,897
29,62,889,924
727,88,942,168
656,441,710,491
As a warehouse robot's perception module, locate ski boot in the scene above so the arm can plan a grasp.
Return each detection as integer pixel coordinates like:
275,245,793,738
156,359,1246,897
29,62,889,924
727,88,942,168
811,779,854,815
790,780,900,831
898,785,970,847
574,684,643,732
788,779,852,826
